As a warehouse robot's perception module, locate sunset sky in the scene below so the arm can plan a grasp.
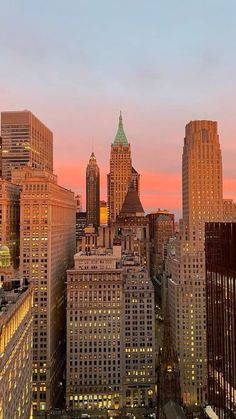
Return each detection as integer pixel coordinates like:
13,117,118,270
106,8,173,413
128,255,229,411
1,0,236,218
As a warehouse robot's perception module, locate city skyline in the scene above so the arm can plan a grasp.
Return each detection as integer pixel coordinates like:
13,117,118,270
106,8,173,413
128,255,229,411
1,1,236,216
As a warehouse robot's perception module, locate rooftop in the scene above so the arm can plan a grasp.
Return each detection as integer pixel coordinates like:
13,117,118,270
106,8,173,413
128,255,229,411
112,112,129,146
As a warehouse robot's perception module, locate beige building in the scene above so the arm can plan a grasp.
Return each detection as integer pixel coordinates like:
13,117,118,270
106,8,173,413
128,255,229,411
66,251,123,409
100,200,108,226
0,180,20,270
66,250,156,410
169,121,223,406
107,113,139,223
223,198,236,221
19,166,76,412
0,279,33,419
1,110,53,180
122,259,156,408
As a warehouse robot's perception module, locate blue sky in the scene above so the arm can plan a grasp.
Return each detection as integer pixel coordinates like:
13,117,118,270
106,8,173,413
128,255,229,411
1,0,236,215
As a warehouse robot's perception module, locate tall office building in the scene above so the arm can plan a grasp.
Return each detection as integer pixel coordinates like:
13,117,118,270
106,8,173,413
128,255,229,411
86,152,100,227
1,110,53,180
122,259,156,408
19,166,76,412
169,121,223,405
66,251,123,410
107,113,139,223
66,250,156,410
205,222,236,418
0,179,20,270
0,279,33,419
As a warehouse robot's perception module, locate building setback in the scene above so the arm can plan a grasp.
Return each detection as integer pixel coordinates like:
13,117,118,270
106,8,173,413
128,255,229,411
19,167,76,412
1,110,53,181
205,222,236,418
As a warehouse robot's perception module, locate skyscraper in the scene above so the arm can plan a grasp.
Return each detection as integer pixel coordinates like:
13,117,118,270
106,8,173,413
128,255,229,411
107,113,139,223
19,166,76,412
1,110,53,180
0,179,20,270
205,222,236,418
86,152,100,227
66,250,156,410
169,121,223,405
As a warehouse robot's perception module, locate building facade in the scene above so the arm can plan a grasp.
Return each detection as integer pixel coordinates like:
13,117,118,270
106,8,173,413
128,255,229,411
19,167,76,412
0,279,33,419
169,121,223,405
147,210,175,277
122,259,156,408
223,198,236,222
1,110,53,181
0,179,20,270
66,252,123,409
100,200,108,226
107,113,139,223
205,222,236,418
86,152,100,227
66,250,156,410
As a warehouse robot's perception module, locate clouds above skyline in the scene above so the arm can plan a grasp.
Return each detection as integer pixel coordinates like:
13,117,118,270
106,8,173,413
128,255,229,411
1,0,236,218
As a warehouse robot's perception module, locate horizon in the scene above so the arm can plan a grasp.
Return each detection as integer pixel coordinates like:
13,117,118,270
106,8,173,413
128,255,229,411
1,0,236,219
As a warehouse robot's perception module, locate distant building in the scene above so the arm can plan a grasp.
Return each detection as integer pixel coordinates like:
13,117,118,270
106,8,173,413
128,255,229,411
107,113,139,223
100,200,108,226
115,185,150,269
0,180,20,270
206,222,236,418
86,152,100,227
75,194,82,213
223,198,236,222
159,298,181,409
0,278,33,419
76,211,87,243
147,210,174,277
18,166,76,412
1,110,53,180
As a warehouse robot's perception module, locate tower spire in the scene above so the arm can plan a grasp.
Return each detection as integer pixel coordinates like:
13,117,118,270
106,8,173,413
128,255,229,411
113,112,128,146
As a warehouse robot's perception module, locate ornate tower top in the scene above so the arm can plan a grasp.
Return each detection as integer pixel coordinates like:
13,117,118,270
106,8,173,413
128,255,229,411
113,112,129,146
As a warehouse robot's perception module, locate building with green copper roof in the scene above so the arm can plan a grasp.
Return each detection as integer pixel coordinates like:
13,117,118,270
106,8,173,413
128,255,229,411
112,112,129,146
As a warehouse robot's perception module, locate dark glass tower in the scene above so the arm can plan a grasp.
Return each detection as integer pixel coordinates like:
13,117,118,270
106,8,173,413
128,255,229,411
86,152,100,227
205,222,236,418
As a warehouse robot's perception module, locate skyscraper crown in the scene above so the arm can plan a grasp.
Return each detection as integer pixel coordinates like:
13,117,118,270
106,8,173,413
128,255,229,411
113,112,129,146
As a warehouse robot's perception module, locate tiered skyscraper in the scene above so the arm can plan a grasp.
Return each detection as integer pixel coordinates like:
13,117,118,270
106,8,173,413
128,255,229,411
169,121,223,405
86,152,100,227
107,113,139,223
1,110,53,180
